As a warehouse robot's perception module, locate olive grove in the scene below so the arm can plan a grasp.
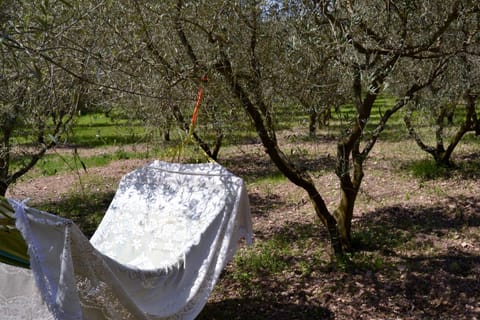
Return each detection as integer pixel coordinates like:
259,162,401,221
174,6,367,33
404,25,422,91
2,0,479,260
120,0,479,257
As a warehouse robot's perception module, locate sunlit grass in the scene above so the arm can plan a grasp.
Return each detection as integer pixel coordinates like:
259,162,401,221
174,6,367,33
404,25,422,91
228,236,293,296
25,149,150,177
251,172,287,185
406,159,450,180
68,113,150,147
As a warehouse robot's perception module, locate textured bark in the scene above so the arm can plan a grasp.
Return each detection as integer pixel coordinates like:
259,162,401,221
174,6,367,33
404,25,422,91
332,60,390,250
333,188,357,250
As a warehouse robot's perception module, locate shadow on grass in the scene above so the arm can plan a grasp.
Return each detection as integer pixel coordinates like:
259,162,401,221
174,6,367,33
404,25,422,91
223,153,336,183
67,135,147,148
214,194,480,319
248,192,290,218
222,154,282,183
284,132,338,143
357,195,480,235
198,298,333,320
346,196,480,318
455,151,480,179
36,191,114,238
400,152,480,180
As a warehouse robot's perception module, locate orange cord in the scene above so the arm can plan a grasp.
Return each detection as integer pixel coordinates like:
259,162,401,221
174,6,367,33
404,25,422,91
191,75,209,127
191,87,203,127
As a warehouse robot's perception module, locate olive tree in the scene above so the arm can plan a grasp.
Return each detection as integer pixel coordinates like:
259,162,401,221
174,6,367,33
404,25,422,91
403,26,480,167
313,0,479,251
0,0,105,196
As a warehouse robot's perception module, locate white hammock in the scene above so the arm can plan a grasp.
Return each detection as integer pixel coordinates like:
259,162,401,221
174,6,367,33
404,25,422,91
0,161,253,320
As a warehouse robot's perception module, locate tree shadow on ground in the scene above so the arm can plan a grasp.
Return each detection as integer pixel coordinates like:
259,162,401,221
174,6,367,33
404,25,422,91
356,195,480,238
248,192,289,218
216,195,480,319
345,195,480,319
222,154,281,182
198,298,333,320
223,153,336,183
398,151,480,180
343,248,480,319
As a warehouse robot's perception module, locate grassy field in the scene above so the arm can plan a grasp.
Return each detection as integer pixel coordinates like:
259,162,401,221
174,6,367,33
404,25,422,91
7,102,480,319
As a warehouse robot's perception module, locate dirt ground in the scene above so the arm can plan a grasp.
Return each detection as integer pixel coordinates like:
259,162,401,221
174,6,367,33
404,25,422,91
6,141,480,320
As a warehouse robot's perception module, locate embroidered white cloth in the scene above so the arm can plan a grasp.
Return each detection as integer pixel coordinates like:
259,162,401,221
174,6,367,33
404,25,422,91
0,161,252,320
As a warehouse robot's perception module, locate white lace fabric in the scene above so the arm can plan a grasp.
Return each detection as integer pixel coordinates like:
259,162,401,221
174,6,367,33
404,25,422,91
0,262,54,320
0,161,253,320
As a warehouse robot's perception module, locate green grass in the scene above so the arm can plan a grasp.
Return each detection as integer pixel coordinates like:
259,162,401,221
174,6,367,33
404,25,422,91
9,112,151,147
229,236,293,295
402,153,480,181
406,159,450,180
233,236,291,277
36,176,116,238
251,172,287,185
30,149,152,177
459,131,480,144
27,141,218,178
21,95,469,180
10,111,221,177
68,113,149,147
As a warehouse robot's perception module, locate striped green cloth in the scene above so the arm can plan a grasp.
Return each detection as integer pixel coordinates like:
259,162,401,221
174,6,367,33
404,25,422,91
0,197,30,268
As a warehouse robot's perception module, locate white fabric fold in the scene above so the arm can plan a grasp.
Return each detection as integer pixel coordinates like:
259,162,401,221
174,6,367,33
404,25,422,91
0,161,253,319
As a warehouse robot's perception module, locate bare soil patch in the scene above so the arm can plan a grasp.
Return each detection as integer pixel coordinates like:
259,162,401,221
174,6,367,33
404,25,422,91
7,158,153,203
